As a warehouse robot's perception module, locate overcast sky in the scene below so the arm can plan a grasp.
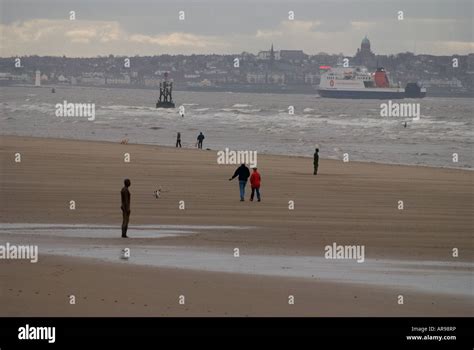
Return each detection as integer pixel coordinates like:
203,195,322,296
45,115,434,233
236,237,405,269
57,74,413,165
1,0,472,57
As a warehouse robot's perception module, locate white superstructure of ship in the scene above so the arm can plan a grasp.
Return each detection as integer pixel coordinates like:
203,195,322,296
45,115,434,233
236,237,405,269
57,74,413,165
318,66,405,99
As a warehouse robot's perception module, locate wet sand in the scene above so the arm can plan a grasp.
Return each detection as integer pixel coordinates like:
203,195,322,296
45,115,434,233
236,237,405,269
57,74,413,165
0,135,473,316
2,254,472,317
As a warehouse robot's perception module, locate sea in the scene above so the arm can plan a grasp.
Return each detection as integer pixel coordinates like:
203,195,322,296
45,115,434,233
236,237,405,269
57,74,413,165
1,85,472,169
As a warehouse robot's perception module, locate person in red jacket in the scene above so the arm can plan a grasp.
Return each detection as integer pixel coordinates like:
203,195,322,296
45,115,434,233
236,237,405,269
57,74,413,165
249,167,261,202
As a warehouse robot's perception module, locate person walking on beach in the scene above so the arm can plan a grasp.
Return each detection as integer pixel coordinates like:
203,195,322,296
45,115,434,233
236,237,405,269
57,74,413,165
250,167,261,202
229,164,250,201
313,148,319,175
197,132,205,149
120,178,131,238
176,132,182,148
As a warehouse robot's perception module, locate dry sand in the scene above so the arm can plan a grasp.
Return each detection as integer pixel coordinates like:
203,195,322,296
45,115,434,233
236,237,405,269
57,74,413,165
0,135,472,316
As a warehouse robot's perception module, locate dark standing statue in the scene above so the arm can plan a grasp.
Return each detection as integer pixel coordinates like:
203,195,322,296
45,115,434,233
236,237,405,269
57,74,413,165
120,178,131,238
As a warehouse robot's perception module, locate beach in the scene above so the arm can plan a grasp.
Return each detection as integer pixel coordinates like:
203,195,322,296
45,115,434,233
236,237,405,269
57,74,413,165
0,135,473,316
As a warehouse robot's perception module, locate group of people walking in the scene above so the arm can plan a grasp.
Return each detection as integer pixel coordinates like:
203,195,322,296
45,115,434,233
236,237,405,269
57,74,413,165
229,164,261,202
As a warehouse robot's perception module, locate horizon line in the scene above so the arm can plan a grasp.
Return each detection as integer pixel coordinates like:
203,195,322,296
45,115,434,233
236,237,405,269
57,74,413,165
2,51,473,59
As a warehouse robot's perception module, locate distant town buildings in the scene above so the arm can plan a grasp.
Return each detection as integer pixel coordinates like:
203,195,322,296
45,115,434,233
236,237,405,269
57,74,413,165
79,73,105,85
0,38,472,96
420,77,463,88
257,45,281,61
280,50,306,63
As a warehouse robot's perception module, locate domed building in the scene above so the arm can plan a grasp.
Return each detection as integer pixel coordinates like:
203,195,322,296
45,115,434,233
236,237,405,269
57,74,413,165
361,36,371,51
354,35,376,69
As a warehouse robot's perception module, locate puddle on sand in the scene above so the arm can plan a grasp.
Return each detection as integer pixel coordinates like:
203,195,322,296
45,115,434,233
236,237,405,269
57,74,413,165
0,223,253,239
41,245,474,297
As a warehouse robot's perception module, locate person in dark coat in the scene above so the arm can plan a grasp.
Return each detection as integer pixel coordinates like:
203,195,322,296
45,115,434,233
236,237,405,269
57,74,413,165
313,148,319,175
197,132,205,149
176,132,182,148
229,164,250,201
120,179,131,238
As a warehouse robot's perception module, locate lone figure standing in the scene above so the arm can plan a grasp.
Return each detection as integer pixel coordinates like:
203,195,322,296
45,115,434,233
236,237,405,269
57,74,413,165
313,148,319,175
121,178,131,238
250,167,261,202
176,132,182,148
197,132,205,149
229,164,250,201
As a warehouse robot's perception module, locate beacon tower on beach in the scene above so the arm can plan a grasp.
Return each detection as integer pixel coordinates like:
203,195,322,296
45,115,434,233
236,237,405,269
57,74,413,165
156,72,175,108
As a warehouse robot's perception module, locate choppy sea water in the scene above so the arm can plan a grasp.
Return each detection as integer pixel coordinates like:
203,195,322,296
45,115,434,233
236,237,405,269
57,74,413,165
1,85,472,168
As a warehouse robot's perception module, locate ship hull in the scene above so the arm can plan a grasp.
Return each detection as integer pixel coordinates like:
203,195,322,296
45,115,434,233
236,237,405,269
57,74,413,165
404,83,427,98
318,89,405,99
405,91,426,98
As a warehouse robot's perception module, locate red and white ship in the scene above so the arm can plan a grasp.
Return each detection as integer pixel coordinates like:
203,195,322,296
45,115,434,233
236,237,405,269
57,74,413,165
318,66,406,99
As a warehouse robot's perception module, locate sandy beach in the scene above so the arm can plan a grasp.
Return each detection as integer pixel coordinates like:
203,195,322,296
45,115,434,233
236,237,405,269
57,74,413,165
0,135,472,316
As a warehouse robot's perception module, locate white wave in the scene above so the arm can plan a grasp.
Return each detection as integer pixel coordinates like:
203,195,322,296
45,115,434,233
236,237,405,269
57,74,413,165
220,108,261,114
231,103,252,108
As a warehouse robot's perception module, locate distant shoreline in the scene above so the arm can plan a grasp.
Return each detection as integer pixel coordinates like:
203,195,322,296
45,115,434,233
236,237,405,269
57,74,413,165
2,82,473,98
1,134,471,172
